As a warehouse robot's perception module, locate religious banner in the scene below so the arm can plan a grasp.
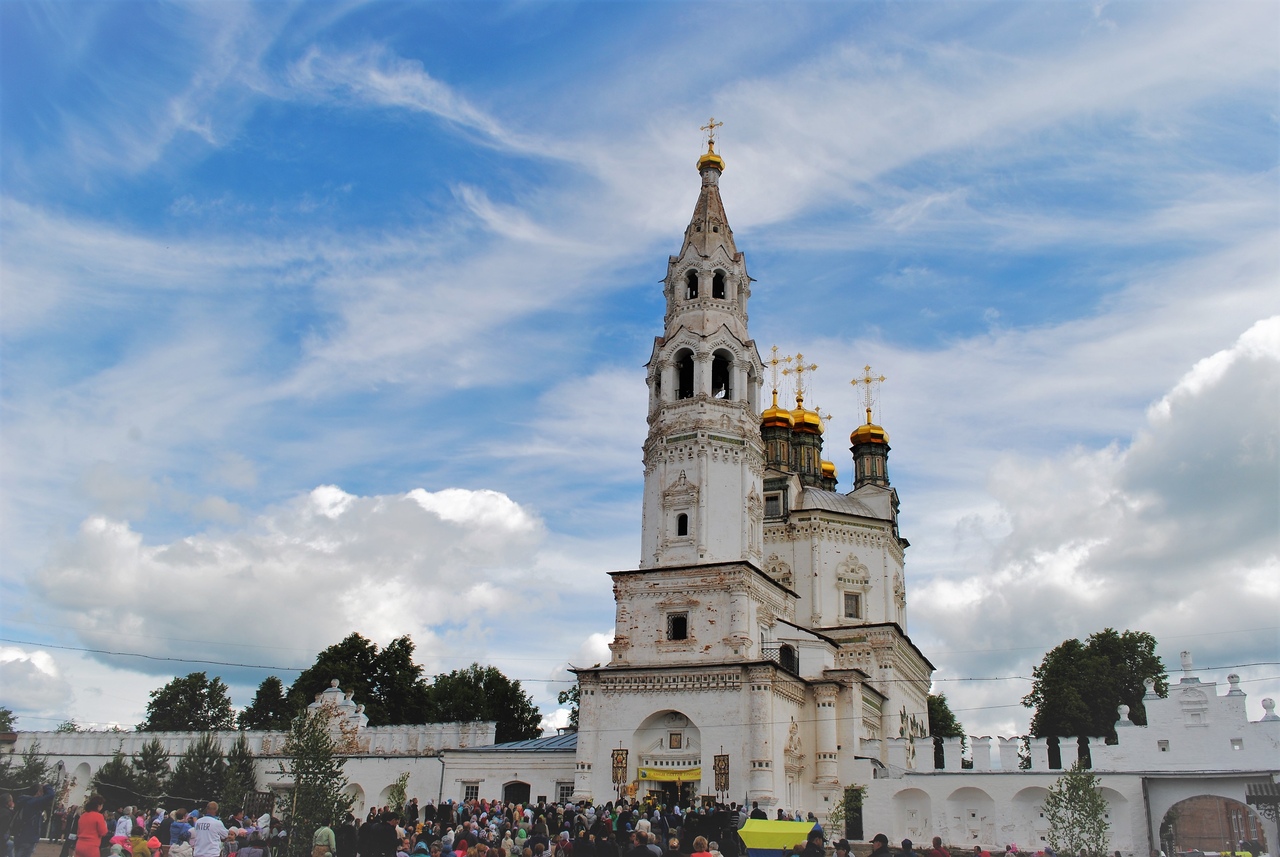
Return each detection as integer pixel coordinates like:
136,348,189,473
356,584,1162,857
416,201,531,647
611,748,629,785
713,753,729,793
637,766,701,782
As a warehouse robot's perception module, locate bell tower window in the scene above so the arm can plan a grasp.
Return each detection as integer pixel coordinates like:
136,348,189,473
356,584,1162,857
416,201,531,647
676,350,694,399
685,270,699,299
711,351,733,399
712,270,726,299
667,613,689,641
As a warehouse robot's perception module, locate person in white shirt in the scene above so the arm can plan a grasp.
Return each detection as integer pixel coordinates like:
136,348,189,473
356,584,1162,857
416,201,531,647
190,804,228,857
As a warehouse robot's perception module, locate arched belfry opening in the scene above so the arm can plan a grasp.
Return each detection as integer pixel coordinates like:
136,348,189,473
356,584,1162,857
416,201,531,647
685,270,699,300
675,349,695,399
711,351,733,399
712,270,726,299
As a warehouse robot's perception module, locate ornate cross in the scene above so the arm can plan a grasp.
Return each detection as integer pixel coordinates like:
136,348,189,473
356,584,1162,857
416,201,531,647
851,364,886,423
701,117,724,146
766,345,793,401
783,352,818,403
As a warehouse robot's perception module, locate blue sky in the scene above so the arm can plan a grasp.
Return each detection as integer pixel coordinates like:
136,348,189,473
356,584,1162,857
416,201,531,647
1,0,1277,737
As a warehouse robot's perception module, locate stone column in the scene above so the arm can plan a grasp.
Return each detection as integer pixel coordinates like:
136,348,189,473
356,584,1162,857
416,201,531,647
1028,737,1050,769
942,736,964,770
997,737,1020,770
814,685,838,783
748,667,775,805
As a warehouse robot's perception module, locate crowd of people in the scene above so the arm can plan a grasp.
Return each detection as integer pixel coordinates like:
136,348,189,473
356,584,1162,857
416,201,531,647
2,786,1093,857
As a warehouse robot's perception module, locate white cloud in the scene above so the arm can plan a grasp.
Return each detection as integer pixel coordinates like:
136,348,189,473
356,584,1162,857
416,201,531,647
0,649,74,718
32,486,560,680
912,318,1280,734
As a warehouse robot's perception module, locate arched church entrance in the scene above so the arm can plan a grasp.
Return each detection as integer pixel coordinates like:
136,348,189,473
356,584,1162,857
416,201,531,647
1160,795,1269,856
504,782,531,805
634,710,701,806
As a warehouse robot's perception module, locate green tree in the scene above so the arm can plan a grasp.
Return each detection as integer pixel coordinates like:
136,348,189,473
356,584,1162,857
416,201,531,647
222,733,258,810
91,748,139,811
385,771,410,815
277,710,353,857
825,784,866,841
0,707,15,731
139,672,236,732
240,676,294,731
288,634,430,727
132,737,171,802
424,663,542,743
0,740,52,792
1023,629,1168,740
557,684,580,731
55,719,82,733
927,692,967,769
168,733,227,805
1043,761,1111,857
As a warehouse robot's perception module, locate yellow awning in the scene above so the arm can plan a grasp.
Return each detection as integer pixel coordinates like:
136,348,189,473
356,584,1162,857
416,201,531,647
636,766,700,782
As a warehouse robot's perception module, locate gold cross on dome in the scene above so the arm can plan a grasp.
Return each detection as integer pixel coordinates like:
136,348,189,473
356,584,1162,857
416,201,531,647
851,364,886,423
701,117,724,146
766,346,793,401
783,352,818,404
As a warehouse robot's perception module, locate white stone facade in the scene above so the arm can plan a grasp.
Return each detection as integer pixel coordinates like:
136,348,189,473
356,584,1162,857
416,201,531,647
573,142,933,812
861,664,1280,854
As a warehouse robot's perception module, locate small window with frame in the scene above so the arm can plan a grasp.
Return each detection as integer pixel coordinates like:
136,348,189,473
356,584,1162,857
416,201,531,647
765,494,782,517
843,592,861,619
676,513,689,537
667,612,689,641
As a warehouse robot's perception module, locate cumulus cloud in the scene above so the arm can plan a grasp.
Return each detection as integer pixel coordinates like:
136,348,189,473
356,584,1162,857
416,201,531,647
0,649,74,717
32,485,556,680
914,318,1280,733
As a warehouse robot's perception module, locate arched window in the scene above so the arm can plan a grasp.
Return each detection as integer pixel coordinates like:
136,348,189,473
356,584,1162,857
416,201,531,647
711,351,733,399
712,270,726,299
675,350,694,399
676,513,689,536
685,270,699,300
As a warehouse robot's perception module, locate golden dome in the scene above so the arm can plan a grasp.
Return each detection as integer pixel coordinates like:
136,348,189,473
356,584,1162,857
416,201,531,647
850,407,889,445
761,391,794,428
821,460,837,478
791,393,823,434
697,140,726,172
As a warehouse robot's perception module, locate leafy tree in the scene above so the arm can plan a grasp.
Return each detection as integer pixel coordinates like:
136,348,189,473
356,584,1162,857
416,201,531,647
0,740,51,792
927,693,966,769
277,710,353,857
385,771,410,815
1023,629,1168,740
168,733,227,805
825,784,866,840
139,672,236,732
132,737,171,802
424,663,542,743
288,634,430,727
1044,761,1111,857
91,748,140,811
55,719,82,733
240,676,294,731
557,684,580,731
0,707,15,731
222,733,258,810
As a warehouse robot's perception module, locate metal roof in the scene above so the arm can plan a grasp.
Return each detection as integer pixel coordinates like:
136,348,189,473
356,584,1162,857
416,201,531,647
460,732,579,753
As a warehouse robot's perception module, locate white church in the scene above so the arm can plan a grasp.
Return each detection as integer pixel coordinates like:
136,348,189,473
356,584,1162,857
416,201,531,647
7,134,1278,856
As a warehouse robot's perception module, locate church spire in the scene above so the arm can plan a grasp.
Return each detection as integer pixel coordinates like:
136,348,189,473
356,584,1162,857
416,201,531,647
683,118,737,259
849,365,891,489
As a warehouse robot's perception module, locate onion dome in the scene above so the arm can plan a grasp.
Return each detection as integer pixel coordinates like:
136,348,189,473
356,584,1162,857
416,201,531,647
850,407,889,445
821,460,837,479
791,393,823,434
761,390,795,428
697,139,726,172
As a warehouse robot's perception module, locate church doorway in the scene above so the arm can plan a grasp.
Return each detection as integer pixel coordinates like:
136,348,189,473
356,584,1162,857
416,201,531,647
504,781,531,805
655,781,698,807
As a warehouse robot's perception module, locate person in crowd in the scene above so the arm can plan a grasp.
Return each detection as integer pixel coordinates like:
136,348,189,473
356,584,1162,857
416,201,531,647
802,832,825,857
189,803,228,857
834,841,851,857
869,835,892,857
336,815,357,857
901,841,918,857
13,785,57,857
129,824,152,857
690,837,713,857
927,838,950,857
312,819,336,857
75,796,109,857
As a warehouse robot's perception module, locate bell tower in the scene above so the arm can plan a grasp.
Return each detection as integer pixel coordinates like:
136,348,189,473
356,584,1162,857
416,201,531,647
640,121,765,568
